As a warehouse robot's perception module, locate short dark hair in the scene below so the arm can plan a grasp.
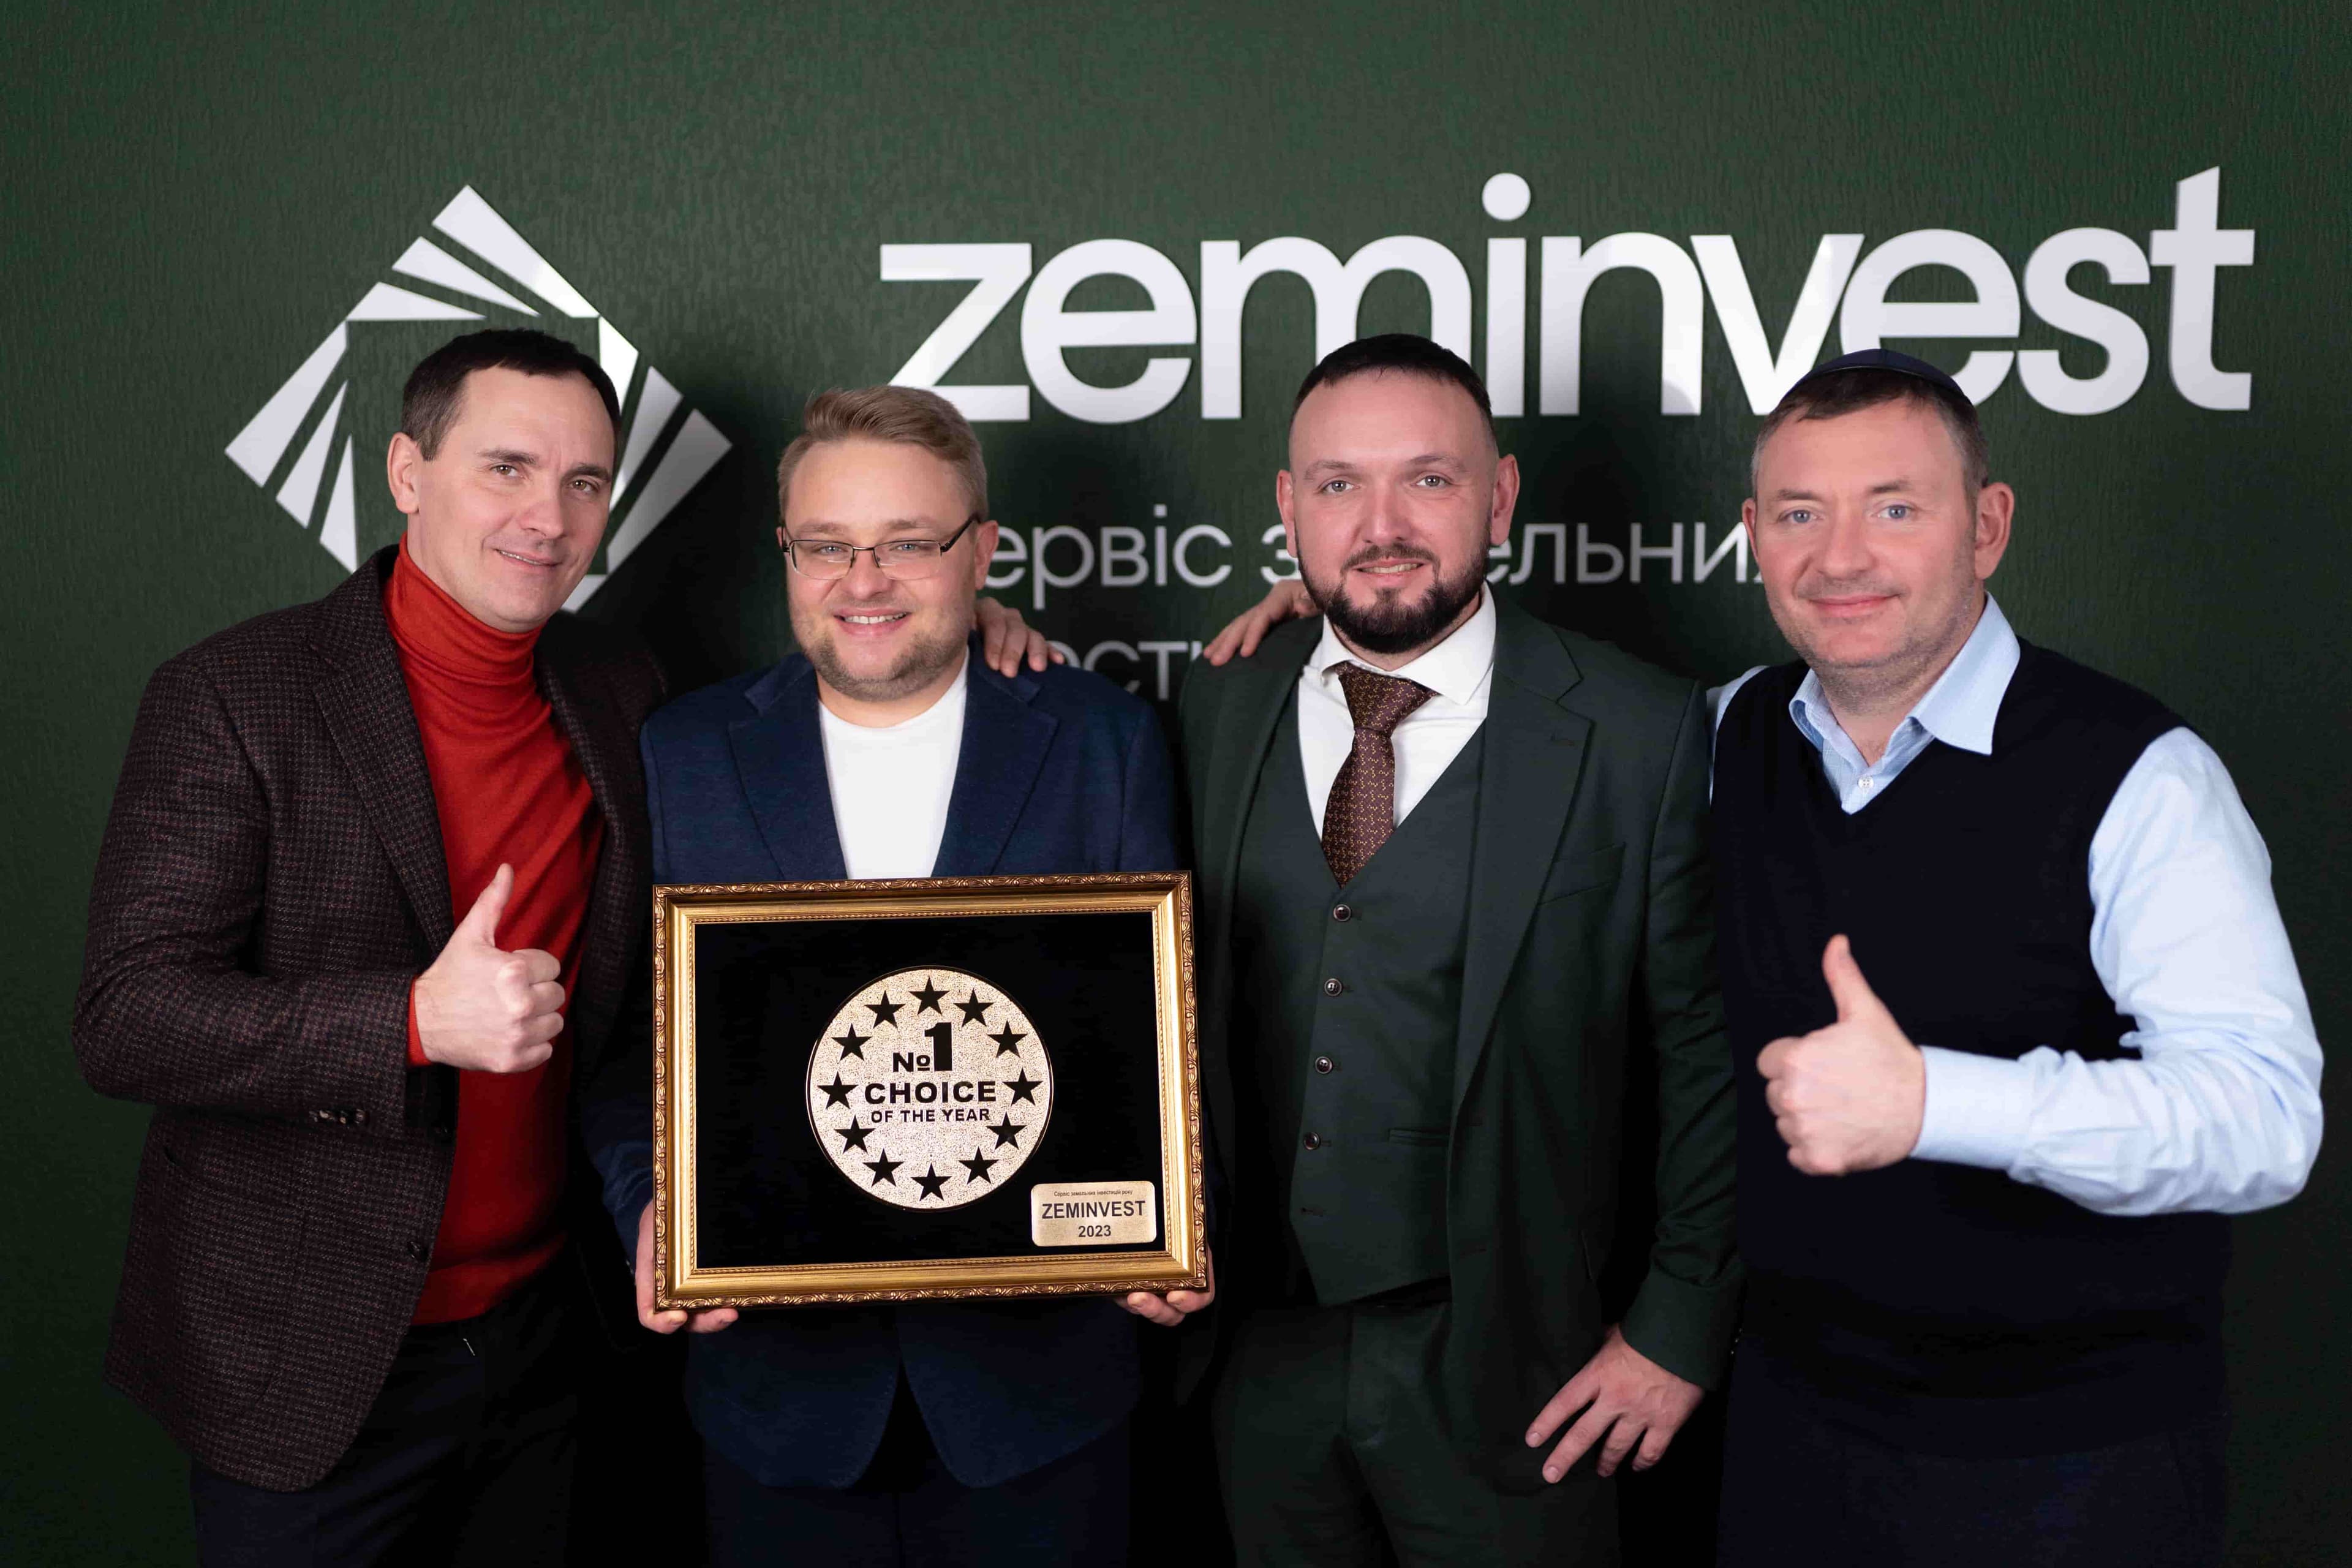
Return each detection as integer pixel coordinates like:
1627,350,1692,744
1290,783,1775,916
1752,368,1991,493
1292,333,1496,446
399,329,621,458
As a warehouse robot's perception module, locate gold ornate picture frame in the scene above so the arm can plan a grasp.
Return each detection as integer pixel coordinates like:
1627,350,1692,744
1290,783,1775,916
652,872,1207,1308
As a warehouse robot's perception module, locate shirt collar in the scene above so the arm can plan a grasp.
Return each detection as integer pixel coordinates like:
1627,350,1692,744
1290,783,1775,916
1308,585,1497,708
1790,594,2019,758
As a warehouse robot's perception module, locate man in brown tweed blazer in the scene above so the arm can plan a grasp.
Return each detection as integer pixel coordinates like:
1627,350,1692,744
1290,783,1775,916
75,330,668,1565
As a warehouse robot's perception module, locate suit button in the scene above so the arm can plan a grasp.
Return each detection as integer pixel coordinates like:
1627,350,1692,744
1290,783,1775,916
404,1239,428,1262
1303,1133,1324,1150
309,1110,333,1123
349,1108,369,1126
1313,1055,1336,1074
1322,977,1343,997
1331,903,1353,922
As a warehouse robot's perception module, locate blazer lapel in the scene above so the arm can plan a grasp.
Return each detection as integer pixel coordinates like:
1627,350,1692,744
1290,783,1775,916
309,548,454,950
1453,600,1590,1113
728,660,847,881
1197,617,1321,962
537,628,646,1026
932,653,1056,878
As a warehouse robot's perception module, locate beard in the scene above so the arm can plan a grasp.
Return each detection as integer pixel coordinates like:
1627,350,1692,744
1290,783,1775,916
1302,545,1487,655
798,606,971,704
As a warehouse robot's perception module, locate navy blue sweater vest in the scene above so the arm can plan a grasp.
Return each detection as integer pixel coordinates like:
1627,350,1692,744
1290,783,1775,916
1712,643,2228,1455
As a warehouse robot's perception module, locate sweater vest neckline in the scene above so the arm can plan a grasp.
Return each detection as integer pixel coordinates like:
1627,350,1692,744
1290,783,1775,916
1710,643,2227,1456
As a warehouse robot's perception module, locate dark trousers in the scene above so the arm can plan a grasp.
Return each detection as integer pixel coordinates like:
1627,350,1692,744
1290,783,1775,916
1716,1345,2227,1568
704,1379,1131,1568
189,1264,581,1567
1212,1295,1616,1568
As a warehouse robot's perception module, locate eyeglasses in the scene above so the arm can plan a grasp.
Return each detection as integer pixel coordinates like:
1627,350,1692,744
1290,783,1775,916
780,516,982,581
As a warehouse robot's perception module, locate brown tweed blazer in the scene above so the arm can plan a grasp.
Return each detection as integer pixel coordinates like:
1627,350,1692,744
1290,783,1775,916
74,545,665,1491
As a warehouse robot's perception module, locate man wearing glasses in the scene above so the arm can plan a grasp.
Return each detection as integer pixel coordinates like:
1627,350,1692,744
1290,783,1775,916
581,385,1195,1567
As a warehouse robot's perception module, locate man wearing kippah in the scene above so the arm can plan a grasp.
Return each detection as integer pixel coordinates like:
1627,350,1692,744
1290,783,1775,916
1194,345,2324,1566
1708,349,2323,1566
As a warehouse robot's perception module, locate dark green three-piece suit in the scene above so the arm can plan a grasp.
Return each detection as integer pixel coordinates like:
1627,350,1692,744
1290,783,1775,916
1177,598,1740,1565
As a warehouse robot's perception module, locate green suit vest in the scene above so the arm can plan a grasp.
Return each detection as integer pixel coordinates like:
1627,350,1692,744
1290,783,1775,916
1229,694,1483,1305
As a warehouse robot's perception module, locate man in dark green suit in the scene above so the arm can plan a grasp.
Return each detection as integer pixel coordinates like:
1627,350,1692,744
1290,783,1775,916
1173,335,1739,1565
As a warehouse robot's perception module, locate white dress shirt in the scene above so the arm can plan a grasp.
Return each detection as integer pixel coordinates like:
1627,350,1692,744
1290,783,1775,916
1713,597,2324,1217
1300,588,1496,835
817,655,967,880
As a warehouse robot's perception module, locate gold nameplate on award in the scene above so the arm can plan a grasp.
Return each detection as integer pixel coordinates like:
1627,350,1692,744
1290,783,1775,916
650,872,1207,1308
1030,1182,1158,1246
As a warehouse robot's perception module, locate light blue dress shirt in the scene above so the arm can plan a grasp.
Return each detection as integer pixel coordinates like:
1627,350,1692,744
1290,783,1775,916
1714,597,2324,1217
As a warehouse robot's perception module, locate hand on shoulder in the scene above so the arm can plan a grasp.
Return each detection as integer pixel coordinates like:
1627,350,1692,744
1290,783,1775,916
1201,579,1313,666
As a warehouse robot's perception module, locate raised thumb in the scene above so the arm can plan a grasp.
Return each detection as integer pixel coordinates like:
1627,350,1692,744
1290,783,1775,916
459,864,514,949
1822,934,1883,1023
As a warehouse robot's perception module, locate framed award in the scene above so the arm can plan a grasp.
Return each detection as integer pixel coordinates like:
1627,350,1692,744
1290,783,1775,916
649,871,1207,1308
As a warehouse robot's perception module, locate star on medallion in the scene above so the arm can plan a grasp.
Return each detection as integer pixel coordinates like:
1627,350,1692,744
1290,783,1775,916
989,1117,1025,1150
832,1025,870,1059
910,977,949,1016
913,1164,950,1201
865,993,905,1028
1003,1069,1042,1105
987,1022,1028,1057
864,1152,902,1188
960,1148,998,1185
836,1120,872,1153
818,1074,856,1109
954,992,993,1028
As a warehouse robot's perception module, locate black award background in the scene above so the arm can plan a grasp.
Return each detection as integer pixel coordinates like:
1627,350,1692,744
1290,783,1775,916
692,909,1172,1269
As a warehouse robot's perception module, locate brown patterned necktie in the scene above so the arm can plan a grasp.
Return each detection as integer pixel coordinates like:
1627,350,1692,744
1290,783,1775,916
1321,662,1436,885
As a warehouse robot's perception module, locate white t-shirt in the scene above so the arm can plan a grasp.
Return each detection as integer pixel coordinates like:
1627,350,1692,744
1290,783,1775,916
816,663,968,880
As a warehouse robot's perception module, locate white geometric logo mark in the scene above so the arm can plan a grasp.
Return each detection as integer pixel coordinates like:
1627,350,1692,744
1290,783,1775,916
224,186,731,608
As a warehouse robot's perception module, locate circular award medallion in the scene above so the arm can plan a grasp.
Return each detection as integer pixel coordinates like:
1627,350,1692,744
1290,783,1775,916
806,968,1054,1210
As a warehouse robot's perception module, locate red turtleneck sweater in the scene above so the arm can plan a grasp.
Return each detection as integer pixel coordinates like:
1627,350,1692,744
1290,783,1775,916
387,538,603,1325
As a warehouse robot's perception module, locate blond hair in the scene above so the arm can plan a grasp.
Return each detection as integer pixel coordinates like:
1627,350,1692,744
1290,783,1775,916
775,385,989,524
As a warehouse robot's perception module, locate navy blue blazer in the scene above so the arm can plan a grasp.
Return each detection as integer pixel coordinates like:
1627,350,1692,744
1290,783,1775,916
584,641,1179,1490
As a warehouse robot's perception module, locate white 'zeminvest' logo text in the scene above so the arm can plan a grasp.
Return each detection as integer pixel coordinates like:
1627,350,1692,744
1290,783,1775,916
880,167,2253,424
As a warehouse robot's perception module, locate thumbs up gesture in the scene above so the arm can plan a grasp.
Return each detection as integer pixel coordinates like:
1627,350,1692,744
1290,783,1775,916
412,864,566,1074
1755,935,1924,1175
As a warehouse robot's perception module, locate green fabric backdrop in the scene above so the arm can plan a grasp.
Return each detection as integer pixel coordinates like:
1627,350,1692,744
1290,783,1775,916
5,3,2343,1561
